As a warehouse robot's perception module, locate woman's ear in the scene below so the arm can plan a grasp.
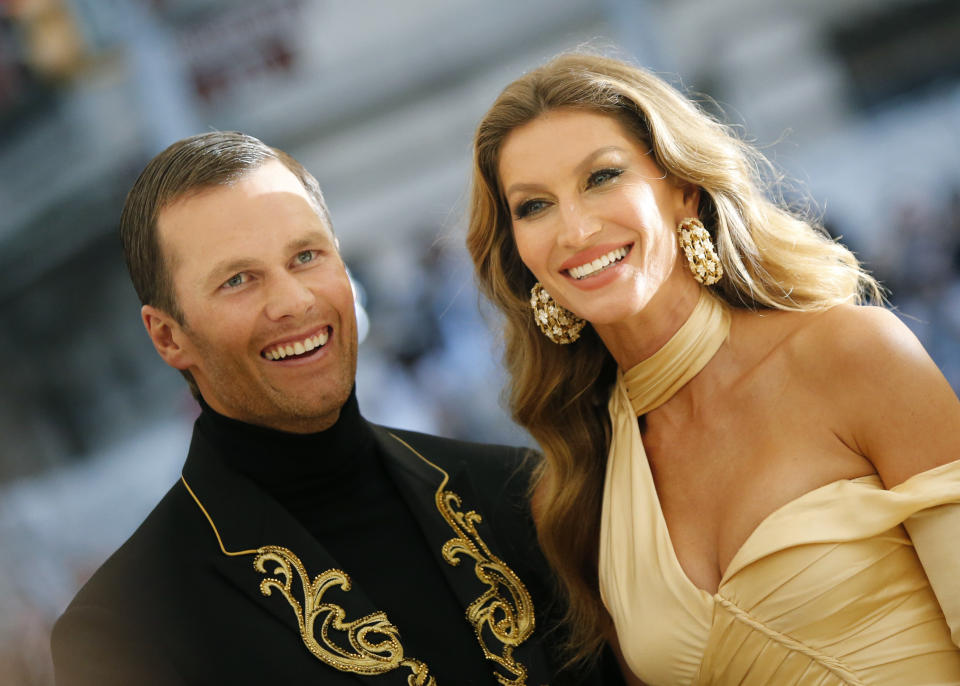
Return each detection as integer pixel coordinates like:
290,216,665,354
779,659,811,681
678,182,701,220
141,305,193,371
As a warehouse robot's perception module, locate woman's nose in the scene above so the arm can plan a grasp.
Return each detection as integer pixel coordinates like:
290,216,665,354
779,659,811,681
558,202,602,247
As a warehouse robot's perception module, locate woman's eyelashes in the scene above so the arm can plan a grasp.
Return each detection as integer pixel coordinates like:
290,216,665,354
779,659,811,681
512,167,625,220
514,198,549,220
587,167,623,188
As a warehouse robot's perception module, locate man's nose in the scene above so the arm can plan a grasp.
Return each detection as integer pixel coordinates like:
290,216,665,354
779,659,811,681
264,273,315,321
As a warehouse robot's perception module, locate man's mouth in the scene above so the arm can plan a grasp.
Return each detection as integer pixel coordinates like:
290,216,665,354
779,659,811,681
567,246,630,280
261,327,330,361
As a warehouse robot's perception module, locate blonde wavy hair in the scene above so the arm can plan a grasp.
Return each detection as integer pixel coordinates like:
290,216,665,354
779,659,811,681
466,52,882,663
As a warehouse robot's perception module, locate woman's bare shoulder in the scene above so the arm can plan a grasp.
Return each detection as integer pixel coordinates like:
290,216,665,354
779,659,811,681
732,303,936,424
766,303,958,485
736,304,918,375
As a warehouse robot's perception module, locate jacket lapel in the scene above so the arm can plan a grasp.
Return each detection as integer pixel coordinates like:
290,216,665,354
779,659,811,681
180,426,429,686
371,426,470,593
374,427,552,686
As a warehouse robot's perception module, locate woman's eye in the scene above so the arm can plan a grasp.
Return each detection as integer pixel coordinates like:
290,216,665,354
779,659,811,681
222,273,247,289
295,250,318,265
587,168,623,188
514,199,549,220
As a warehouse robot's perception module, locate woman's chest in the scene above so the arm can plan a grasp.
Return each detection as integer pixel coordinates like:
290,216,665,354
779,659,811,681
641,397,871,593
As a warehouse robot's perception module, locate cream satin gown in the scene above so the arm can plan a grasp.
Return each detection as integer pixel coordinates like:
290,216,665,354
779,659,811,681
599,292,960,685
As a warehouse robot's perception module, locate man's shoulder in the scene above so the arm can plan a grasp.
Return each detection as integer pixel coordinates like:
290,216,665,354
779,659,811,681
51,478,212,683
373,425,542,508
376,425,535,476
374,424,541,556
62,479,205,611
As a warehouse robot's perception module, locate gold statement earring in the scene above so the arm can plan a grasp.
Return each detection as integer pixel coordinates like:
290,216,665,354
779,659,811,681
677,217,723,285
530,282,585,344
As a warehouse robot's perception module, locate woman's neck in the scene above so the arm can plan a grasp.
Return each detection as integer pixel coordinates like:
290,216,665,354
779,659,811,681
595,275,703,370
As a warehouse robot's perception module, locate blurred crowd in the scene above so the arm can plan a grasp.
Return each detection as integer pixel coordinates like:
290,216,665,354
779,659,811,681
866,186,960,386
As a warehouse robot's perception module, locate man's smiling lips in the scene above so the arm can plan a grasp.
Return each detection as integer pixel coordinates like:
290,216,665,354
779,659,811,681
261,326,331,361
561,243,633,280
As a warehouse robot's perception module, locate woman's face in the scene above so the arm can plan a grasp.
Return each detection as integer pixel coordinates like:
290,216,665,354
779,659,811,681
498,109,699,327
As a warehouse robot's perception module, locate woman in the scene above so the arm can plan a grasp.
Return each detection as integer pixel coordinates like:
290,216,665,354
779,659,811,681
466,53,960,685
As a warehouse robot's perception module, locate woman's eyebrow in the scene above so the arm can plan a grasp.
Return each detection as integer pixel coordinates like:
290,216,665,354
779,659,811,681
503,145,628,198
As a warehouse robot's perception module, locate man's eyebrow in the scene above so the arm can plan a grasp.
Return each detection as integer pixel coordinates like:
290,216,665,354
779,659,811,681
285,232,327,253
503,145,628,198
206,257,258,284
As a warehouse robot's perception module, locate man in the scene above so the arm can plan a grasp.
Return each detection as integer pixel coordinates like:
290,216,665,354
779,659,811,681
51,132,616,685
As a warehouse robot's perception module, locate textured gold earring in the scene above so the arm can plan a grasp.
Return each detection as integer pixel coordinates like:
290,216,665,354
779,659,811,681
677,217,723,285
530,282,585,344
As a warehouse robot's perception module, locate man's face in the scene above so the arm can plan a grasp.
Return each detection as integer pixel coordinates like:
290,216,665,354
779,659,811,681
147,160,357,433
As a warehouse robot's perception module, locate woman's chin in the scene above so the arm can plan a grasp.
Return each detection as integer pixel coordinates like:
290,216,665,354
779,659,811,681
577,306,643,329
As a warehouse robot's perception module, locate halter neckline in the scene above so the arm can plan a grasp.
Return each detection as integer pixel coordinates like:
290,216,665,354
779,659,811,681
621,290,731,416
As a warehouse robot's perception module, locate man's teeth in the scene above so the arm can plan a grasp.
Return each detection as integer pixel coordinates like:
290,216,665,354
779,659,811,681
263,330,329,360
568,247,629,280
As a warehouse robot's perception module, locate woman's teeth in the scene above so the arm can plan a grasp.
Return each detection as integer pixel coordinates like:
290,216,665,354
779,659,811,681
568,246,629,280
263,330,329,360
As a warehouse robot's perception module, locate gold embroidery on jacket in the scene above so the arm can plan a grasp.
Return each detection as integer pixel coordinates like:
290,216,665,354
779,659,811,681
388,434,536,686
181,476,436,685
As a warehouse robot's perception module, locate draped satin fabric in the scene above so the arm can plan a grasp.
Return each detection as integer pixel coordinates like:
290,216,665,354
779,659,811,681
599,292,960,685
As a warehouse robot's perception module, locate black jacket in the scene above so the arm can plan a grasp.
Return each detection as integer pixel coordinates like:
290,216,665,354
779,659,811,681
51,420,615,685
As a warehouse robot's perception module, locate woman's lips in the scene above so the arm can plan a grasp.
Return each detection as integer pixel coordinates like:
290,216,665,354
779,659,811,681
566,245,631,280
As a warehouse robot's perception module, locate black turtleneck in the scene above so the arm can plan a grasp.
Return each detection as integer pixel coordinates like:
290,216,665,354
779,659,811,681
193,389,497,684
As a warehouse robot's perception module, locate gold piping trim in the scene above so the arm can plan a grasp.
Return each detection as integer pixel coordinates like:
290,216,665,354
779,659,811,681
181,476,258,556
181,474,435,684
388,433,535,686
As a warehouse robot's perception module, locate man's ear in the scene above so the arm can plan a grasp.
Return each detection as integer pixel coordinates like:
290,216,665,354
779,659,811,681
141,305,193,371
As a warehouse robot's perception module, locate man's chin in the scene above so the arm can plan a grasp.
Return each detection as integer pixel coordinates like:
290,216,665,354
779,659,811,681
262,390,352,432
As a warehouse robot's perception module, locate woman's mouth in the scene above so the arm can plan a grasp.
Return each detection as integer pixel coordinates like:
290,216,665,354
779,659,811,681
567,245,631,280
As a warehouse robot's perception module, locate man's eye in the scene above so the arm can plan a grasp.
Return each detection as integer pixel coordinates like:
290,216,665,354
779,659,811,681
295,250,317,265
514,199,549,220
222,273,247,289
587,168,623,188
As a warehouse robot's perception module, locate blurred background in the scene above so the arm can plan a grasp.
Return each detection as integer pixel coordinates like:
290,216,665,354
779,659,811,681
1,0,958,681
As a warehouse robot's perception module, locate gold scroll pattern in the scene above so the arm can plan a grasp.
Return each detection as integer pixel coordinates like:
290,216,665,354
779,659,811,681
181,477,436,685
389,434,536,686
254,545,436,685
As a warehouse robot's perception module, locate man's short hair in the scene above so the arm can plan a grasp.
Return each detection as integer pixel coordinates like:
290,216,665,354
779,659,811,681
120,131,332,395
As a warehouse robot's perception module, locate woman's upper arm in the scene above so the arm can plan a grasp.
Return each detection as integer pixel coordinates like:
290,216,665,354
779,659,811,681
821,305,960,487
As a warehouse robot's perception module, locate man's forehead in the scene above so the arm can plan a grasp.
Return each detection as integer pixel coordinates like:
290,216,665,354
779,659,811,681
159,162,324,227
161,161,305,213
156,166,332,273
